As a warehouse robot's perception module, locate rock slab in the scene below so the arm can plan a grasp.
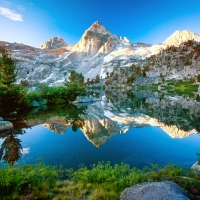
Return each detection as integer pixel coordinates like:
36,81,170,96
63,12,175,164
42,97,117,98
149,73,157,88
120,181,189,200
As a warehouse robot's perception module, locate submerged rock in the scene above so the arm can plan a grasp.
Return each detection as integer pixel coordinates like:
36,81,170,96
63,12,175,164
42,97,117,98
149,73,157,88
120,181,188,200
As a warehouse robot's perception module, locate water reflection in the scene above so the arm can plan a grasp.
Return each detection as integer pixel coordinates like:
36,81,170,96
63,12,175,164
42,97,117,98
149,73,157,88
105,90,200,134
0,90,200,166
0,130,23,165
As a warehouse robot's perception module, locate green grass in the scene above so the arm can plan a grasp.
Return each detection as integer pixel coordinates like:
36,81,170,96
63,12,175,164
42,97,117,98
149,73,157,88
54,162,200,200
0,160,59,200
1,161,200,200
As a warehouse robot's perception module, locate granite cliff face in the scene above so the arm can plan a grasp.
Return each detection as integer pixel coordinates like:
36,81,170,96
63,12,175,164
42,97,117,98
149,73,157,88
38,37,67,49
74,21,115,58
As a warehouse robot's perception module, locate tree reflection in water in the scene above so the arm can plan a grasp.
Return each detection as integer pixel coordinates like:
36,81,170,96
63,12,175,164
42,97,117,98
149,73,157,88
0,130,23,165
65,104,86,132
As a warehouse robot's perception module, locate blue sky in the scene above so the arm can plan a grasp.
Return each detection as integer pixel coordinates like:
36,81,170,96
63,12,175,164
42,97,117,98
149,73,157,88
0,0,200,47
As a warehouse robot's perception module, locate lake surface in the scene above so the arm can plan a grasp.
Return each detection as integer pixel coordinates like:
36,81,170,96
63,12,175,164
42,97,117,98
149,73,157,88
0,90,200,169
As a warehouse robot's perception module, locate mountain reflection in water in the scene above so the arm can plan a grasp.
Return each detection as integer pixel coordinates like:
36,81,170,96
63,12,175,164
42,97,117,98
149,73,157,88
0,90,200,168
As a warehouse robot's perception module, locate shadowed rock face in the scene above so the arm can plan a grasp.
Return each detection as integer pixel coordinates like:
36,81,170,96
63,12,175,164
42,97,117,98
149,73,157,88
38,37,67,49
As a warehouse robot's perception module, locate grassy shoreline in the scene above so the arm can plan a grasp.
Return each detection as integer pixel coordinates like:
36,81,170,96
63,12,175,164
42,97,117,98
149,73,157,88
1,161,200,200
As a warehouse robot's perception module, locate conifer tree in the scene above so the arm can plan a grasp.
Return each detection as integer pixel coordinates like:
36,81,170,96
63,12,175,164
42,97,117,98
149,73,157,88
0,47,17,89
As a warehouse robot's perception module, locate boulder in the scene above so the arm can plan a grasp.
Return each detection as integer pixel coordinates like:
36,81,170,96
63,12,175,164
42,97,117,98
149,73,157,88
191,161,200,171
32,100,40,107
120,181,188,200
74,96,101,103
0,121,13,132
9,111,17,115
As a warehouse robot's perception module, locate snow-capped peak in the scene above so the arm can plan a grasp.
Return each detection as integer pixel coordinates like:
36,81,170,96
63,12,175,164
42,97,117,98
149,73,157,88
163,30,200,46
86,21,111,35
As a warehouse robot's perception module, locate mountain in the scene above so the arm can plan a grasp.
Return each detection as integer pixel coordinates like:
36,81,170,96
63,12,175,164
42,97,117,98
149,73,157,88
1,22,200,85
163,30,200,47
73,21,115,58
38,37,67,49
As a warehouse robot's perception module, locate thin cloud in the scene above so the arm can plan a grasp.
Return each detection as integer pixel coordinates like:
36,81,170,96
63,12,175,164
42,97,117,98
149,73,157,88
0,7,23,21
1,0,11,6
17,5,25,11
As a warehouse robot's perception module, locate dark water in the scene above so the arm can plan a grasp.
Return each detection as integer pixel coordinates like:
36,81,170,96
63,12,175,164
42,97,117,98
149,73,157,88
0,90,200,169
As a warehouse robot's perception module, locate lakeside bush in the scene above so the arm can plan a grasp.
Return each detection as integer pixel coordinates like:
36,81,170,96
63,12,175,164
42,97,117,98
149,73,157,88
0,160,59,200
23,84,87,108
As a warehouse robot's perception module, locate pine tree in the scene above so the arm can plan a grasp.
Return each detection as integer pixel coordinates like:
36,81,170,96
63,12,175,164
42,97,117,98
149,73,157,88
0,49,17,89
95,74,100,83
65,70,84,85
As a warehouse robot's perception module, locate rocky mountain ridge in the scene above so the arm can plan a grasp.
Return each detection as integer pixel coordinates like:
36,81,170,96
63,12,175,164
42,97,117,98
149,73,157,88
1,22,200,85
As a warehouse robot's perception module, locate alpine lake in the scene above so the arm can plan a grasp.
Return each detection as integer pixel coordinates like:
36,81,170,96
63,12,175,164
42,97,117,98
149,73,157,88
0,90,200,170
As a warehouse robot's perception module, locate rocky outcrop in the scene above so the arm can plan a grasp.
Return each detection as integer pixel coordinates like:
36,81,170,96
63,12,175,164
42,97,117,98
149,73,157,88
0,121,13,132
120,181,189,200
163,30,200,47
38,37,67,49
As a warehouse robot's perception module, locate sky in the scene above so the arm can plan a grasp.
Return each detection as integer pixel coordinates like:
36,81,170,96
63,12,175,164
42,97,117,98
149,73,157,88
0,0,200,47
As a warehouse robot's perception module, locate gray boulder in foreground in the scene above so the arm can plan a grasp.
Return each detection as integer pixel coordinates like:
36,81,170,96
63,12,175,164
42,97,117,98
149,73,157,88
0,121,13,132
120,181,189,200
